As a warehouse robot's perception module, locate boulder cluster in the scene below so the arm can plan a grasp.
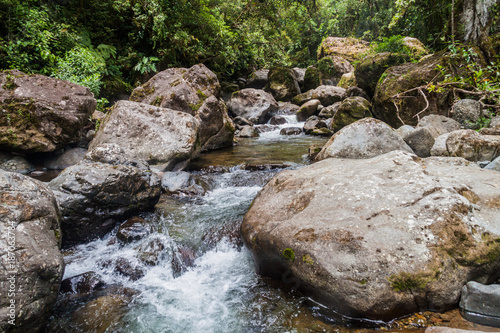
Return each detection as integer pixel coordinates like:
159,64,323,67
0,36,499,331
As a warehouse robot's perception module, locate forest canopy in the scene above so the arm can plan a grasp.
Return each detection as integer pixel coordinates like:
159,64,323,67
1,0,499,100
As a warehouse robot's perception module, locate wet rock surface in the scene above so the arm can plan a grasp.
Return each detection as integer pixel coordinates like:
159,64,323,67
49,144,161,247
241,150,500,322
60,272,106,294
0,170,64,333
460,281,500,327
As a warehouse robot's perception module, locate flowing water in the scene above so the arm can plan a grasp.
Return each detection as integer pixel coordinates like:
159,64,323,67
47,120,338,332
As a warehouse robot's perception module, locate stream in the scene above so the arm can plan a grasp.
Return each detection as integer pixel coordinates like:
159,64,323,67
46,118,340,332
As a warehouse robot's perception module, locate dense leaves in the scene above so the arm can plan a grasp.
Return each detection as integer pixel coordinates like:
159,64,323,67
0,0,498,100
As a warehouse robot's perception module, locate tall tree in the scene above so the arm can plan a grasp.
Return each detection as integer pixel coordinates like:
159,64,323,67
461,0,499,43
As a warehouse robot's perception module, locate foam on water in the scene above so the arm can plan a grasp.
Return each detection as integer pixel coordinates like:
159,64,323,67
61,168,308,332
257,115,305,141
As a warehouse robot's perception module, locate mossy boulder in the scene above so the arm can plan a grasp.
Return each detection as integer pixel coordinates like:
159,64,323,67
303,56,354,91
267,67,301,102
0,70,96,154
355,52,411,98
401,37,428,58
242,150,500,323
337,72,357,89
296,99,321,122
330,96,372,132
373,52,459,128
130,64,234,151
317,37,370,62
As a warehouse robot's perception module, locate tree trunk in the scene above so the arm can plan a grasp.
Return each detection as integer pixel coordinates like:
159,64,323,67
461,0,499,43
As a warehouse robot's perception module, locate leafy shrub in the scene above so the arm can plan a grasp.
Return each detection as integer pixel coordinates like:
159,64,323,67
53,46,107,96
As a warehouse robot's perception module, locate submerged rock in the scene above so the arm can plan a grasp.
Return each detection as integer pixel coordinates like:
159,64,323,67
0,170,64,333
49,144,161,247
241,151,500,322
0,70,96,154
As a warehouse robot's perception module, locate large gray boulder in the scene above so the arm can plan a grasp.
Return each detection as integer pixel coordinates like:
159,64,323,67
129,64,234,151
0,170,64,333
242,151,500,322
442,130,500,162
246,69,269,89
316,118,413,160
453,99,483,129
227,88,278,124
416,115,461,138
49,144,161,247
89,100,201,171
0,70,96,154
460,281,500,327
292,85,346,107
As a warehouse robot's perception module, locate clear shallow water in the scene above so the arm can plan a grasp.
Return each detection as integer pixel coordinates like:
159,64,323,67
54,123,334,332
190,121,328,170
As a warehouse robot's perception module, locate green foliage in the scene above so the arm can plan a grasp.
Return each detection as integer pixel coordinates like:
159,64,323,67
0,1,78,74
134,56,160,75
53,46,107,96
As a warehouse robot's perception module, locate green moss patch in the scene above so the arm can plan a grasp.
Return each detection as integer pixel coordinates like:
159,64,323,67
283,248,295,261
